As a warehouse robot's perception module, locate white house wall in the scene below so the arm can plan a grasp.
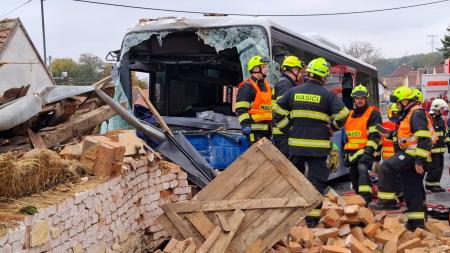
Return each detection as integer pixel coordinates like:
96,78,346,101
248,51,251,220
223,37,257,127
0,27,53,95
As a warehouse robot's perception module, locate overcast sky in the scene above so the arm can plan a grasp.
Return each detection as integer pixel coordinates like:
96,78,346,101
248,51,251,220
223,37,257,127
1,0,449,61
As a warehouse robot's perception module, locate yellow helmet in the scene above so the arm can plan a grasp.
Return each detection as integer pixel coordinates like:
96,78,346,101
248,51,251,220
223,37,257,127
351,84,369,97
306,57,330,77
390,86,414,103
387,103,400,122
247,55,270,72
281,56,304,70
412,88,424,103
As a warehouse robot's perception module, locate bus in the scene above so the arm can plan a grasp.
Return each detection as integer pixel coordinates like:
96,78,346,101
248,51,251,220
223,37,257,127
109,15,379,179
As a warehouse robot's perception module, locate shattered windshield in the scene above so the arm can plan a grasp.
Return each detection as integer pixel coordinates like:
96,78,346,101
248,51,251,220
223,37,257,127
119,25,280,84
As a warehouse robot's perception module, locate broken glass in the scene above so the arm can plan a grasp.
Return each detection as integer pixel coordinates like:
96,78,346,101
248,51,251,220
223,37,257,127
197,26,280,84
120,31,169,59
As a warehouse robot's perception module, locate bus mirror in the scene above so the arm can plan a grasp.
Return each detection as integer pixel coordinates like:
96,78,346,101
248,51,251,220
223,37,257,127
106,49,121,62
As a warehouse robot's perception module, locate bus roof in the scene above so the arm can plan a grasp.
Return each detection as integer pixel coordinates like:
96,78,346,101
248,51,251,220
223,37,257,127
129,16,377,72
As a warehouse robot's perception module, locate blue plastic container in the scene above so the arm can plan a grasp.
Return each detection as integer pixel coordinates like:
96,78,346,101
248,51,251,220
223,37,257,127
184,132,249,170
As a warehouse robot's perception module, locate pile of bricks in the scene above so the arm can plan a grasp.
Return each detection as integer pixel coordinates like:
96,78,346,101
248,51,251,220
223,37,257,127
0,133,191,253
271,193,450,253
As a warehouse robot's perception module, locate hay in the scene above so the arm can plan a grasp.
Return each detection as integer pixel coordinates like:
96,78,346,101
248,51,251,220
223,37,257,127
0,149,87,199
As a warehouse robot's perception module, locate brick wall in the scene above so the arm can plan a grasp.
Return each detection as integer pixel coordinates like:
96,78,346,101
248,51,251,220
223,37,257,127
0,156,191,253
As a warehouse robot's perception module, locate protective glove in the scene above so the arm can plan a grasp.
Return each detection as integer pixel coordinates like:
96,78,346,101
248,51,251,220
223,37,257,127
242,126,251,135
328,149,339,173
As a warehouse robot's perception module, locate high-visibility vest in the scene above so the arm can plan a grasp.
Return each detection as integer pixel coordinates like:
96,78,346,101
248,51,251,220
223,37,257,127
397,105,436,151
381,121,396,159
239,78,272,122
344,106,376,151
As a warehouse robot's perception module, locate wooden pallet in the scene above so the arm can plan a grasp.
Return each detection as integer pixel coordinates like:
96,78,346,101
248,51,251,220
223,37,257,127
157,138,323,253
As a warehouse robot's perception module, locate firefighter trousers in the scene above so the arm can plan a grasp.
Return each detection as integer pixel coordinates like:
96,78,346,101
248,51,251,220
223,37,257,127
272,134,289,157
377,151,426,229
245,130,271,145
425,153,444,187
290,155,329,222
349,158,373,202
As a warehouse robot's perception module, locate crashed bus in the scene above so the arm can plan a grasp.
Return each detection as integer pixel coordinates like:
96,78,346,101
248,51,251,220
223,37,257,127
109,16,379,179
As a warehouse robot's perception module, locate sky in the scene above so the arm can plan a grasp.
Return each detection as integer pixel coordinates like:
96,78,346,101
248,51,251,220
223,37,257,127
1,0,449,61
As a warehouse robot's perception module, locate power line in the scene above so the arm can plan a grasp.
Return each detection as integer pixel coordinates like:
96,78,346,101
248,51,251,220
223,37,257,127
0,0,33,19
72,0,450,17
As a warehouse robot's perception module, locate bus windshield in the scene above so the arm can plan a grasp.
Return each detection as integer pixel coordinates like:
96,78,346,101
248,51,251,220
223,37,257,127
118,25,280,117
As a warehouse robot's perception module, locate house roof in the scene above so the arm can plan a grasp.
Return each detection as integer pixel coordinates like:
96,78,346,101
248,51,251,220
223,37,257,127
389,64,413,77
0,18,20,57
0,18,54,85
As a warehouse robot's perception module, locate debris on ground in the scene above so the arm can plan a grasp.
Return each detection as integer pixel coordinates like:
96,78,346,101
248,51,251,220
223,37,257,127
268,190,450,253
157,138,323,252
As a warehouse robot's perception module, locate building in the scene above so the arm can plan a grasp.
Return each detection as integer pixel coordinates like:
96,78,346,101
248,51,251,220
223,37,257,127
0,18,54,96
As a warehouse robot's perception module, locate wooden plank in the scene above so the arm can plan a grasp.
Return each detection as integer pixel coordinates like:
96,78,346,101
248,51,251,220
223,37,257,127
257,139,323,205
228,179,291,252
155,215,183,240
197,226,221,253
209,209,246,253
38,104,117,147
235,188,296,251
185,212,216,239
216,213,232,232
136,86,174,137
169,197,309,213
161,205,197,242
27,129,46,149
194,148,267,201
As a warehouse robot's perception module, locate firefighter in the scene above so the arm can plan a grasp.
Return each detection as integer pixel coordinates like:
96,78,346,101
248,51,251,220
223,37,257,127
381,104,400,160
273,57,349,227
272,55,305,156
370,86,432,231
343,85,382,205
236,55,272,144
425,98,449,192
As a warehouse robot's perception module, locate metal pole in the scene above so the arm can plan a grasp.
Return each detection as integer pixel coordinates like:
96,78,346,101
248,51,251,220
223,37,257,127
40,0,47,65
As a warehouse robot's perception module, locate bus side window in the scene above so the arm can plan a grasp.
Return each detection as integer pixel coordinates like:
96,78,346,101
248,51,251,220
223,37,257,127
342,72,353,109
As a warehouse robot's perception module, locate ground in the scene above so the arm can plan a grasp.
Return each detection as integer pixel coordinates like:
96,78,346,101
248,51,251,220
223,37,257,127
330,153,450,206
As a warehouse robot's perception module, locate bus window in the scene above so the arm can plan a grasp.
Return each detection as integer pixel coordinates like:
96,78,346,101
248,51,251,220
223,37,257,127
342,72,354,109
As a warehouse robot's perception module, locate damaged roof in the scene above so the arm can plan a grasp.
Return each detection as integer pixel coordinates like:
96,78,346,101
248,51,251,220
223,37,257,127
128,16,377,72
0,18,20,57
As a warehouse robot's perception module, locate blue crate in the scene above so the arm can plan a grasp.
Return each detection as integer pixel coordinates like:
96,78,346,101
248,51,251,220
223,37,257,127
184,132,249,170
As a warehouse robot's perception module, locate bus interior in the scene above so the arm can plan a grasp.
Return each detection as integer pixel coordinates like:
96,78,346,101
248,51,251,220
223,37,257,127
118,26,379,121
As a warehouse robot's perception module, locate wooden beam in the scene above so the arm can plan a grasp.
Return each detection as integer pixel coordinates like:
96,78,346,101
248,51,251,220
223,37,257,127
185,212,216,239
27,129,46,149
161,205,196,241
197,226,221,253
136,86,174,137
169,197,309,213
209,209,246,253
38,104,117,147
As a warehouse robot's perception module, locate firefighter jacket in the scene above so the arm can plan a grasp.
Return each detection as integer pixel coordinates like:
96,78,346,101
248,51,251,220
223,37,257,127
235,76,272,132
397,105,432,165
344,105,382,163
381,121,398,159
272,74,296,135
430,113,450,154
272,79,350,157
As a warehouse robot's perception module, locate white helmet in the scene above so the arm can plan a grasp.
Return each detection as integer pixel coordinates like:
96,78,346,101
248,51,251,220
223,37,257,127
430,98,448,114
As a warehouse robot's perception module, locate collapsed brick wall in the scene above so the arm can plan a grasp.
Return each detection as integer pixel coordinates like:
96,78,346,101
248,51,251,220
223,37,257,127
0,156,191,253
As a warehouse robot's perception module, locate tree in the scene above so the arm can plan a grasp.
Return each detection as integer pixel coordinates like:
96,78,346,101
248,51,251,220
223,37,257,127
50,58,78,78
131,71,149,89
438,25,450,58
344,41,383,65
